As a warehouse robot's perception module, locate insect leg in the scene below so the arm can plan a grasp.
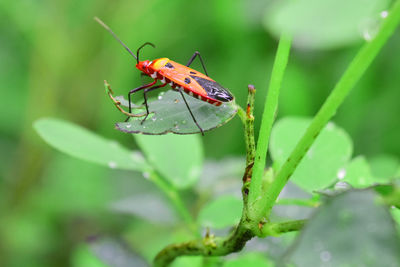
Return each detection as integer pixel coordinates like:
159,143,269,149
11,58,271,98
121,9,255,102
186,51,208,76
177,87,205,136
125,80,157,121
141,83,167,124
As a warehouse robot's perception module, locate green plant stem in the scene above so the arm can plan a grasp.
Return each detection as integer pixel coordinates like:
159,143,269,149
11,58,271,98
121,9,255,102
260,219,307,237
276,198,320,207
154,86,259,266
153,218,306,266
259,0,400,221
154,218,253,267
247,34,292,217
149,170,198,235
237,85,257,204
236,85,257,169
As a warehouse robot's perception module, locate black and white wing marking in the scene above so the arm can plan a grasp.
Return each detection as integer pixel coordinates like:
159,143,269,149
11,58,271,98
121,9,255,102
190,75,234,102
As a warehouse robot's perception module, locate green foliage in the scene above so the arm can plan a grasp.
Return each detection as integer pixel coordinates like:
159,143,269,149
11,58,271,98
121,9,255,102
341,156,374,188
369,154,400,181
264,0,390,49
198,195,243,229
287,190,400,266
223,252,274,267
34,118,149,171
135,133,203,189
270,117,353,192
2,0,400,266
72,245,109,267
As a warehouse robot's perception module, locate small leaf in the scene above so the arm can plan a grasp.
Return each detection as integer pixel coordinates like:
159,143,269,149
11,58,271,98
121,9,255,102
369,154,400,182
72,245,109,267
286,189,400,266
223,252,274,267
198,195,243,229
134,134,203,189
34,118,149,171
263,0,390,49
391,208,400,230
342,156,374,188
125,220,193,262
172,256,203,267
115,90,237,135
270,117,353,193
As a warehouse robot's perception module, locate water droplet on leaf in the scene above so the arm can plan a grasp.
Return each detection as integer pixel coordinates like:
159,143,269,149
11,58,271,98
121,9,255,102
380,10,389,18
142,172,150,179
108,161,117,169
337,168,346,179
320,250,331,262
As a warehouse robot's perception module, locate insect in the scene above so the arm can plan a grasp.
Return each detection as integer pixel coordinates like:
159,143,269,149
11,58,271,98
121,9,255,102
95,17,234,135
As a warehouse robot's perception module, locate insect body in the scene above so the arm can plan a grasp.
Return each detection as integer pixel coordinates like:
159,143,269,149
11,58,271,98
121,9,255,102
95,17,234,135
137,58,234,106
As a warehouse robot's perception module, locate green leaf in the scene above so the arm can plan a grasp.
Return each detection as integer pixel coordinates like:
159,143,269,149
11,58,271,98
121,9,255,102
115,90,237,134
342,156,374,188
198,195,243,229
71,245,109,267
125,220,193,263
134,134,203,189
34,118,149,171
270,117,353,193
172,256,203,267
35,154,113,214
263,0,390,50
286,189,400,266
369,154,400,182
391,208,400,231
223,252,274,267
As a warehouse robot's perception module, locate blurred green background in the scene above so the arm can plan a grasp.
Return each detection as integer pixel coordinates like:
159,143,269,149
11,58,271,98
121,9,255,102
0,0,399,266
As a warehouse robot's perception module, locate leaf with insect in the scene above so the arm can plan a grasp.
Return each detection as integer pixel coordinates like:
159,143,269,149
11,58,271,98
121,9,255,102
114,90,238,135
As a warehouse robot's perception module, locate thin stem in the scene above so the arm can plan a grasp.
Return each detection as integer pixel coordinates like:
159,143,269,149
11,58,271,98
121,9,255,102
260,0,400,220
154,218,253,267
276,198,320,207
149,170,198,235
154,85,259,266
236,88,256,169
237,86,257,201
243,85,256,169
247,34,292,216
260,219,307,237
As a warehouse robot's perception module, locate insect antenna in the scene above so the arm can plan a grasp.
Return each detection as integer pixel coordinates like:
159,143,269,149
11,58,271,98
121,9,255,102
94,17,138,62
136,42,156,63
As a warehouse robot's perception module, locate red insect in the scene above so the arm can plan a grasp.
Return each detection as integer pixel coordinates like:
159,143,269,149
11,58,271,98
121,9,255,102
95,17,234,135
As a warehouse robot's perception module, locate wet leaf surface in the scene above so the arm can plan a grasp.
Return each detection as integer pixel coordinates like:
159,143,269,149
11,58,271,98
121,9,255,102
115,90,237,135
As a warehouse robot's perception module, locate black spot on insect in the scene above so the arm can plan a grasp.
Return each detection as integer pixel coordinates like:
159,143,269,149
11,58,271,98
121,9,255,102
165,62,174,69
184,77,191,84
190,71,196,74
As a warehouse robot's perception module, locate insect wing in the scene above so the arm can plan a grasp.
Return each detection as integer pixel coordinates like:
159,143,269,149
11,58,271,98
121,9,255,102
158,60,234,102
158,60,209,97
